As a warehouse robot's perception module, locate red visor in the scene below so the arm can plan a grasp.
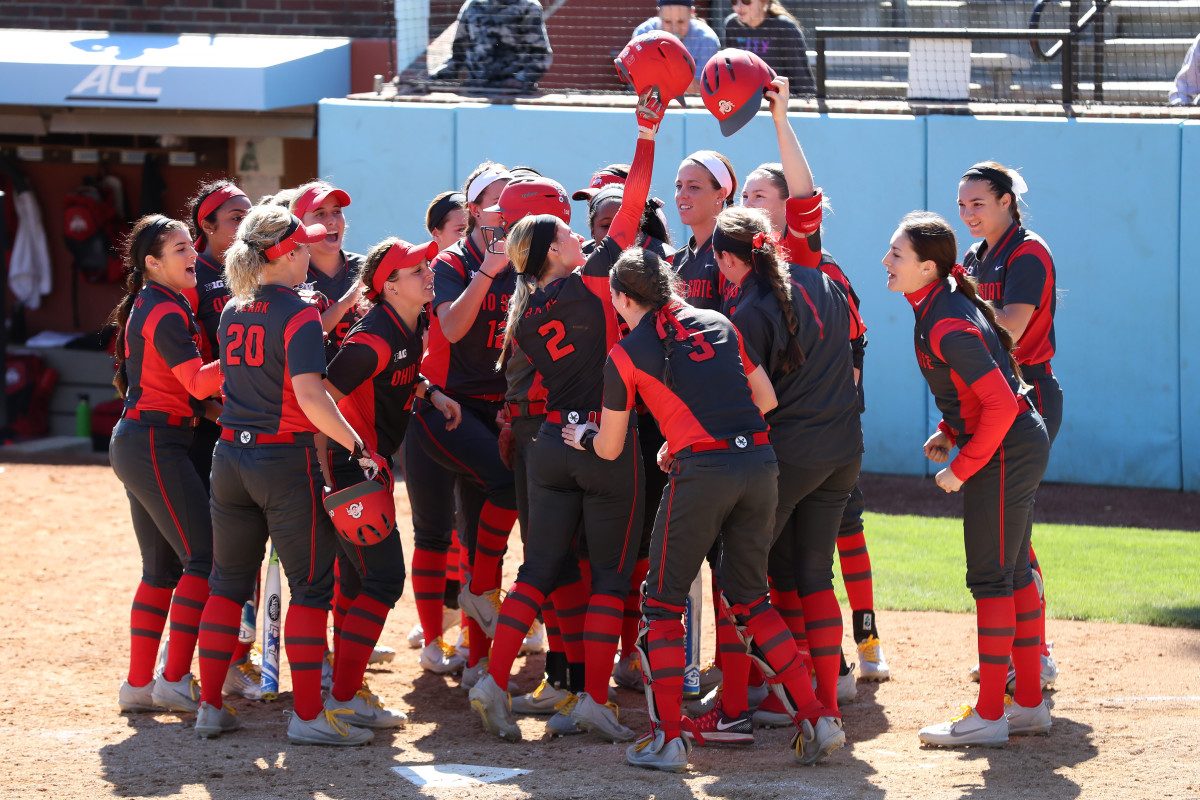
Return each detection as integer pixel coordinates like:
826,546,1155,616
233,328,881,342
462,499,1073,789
370,239,439,297
194,184,248,250
262,215,328,261
572,170,626,201
293,185,352,218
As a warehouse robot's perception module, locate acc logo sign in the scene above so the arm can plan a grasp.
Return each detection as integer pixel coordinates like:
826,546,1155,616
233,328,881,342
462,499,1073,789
718,99,734,115
67,65,166,102
347,501,365,520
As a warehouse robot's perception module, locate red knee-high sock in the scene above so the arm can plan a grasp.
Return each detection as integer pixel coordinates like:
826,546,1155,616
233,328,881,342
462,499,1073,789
542,602,564,653
129,581,173,687
645,615,686,740
331,580,353,659
801,590,844,715
620,558,649,656
975,596,1016,721
487,582,545,691
412,547,449,645
585,593,625,700
837,529,875,612
285,604,329,721
771,587,812,675
1012,582,1044,708
1030,544,1049,655
447,532,462,583
466,618,490,667
469,502,517,594
332,595,391,702
164,574,209,682
731,600,826,722
197,594,241,707
552,577,590,665
715,599,751,716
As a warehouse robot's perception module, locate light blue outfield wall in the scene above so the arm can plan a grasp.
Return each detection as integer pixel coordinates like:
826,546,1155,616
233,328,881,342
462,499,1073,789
319,98,1192,490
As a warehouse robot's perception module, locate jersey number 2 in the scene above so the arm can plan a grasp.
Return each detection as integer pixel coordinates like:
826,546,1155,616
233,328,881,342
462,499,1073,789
226,324,265,367
538,320,576,361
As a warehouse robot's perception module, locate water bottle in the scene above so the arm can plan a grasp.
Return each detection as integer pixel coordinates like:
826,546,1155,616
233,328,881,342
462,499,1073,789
75,394,91,438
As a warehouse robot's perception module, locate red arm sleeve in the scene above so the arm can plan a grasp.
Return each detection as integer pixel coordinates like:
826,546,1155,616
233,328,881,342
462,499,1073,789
607,137,655,249
169,358,223,400
949,367,1019,481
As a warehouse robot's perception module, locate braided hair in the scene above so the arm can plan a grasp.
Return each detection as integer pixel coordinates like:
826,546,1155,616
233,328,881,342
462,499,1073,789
713,207,804,373
610,247,684,388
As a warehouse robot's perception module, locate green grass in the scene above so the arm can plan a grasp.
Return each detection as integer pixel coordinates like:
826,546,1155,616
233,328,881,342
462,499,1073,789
831,513,1200,628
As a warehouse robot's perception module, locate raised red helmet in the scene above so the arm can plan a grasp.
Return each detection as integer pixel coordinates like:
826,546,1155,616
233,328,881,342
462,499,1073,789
484,177,571,228
323,479,396,547
614,31,696,106
700,49,777,137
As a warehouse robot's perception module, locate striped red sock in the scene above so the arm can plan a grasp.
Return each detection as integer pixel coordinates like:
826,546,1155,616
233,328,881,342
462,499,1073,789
163,574,209,682
542,602,564,653
229,640,252,665
731,598,825,722
469,502,517,594
411,547,448,645
285,604,329,720
1030,544,1050,656
837,529,875,612
129,581,173,687
771,587,813,674
465,617,490,667
1012,582,1044,707
974,596,1016,721
715,599,751,717
585,593,625,700
620,559,649,656
197,594,241,707
447,532,462,583
801,589,844,714
552,577,590,664
644,615,685,739
332,595,390,702
487,582,545,691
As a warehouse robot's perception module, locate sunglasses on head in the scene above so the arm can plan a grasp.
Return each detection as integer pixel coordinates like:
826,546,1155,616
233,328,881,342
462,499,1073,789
732,0,756,5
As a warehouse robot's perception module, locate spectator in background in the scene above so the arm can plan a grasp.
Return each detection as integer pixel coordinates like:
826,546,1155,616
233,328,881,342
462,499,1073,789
633,0,721,94
432,0,553,92
723,0,815,96
1169,33,1200,105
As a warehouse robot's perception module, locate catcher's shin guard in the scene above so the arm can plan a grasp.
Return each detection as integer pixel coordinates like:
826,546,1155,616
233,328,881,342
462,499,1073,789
636,594,697,741
722,592,812,723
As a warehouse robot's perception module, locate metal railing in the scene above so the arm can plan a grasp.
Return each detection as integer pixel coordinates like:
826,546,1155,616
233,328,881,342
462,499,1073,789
1030,0,1111,101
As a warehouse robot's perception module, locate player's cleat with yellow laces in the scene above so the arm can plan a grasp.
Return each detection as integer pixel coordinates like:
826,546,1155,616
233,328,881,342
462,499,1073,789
792,716,846,765
326,686,407,729
461,656,490,690
419,636,466,674
195,701,240,739
546,693,585,736
152,672,201,713
856,635,891,681
919,705,1008,748
1004,695,1052,735
469,674,522,742
118,679,158,713
459,585,502,639
626,729,691,772
520,619,546,655
613,651,645,691
287,706,374,746
223,658,263,700
510,678,571,715
570,691,636,742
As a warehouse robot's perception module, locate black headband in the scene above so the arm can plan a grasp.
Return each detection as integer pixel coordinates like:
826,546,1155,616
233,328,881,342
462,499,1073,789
429,192,466,233
589,186,625,215
711,225,753,258
133,216,175,273
524,215,560,280
963,166,1013,195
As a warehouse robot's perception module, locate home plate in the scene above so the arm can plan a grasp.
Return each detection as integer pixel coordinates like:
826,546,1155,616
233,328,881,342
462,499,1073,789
392,764,530,788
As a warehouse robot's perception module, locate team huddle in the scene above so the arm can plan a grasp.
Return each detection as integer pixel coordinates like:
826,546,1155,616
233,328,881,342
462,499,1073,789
109,34,1062,772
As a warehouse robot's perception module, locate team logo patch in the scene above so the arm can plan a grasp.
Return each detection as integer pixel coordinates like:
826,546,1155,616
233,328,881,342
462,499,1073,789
718,99,734,115
734,435,748,449
348,501,364,520
239,431,251,444
568,411,580,424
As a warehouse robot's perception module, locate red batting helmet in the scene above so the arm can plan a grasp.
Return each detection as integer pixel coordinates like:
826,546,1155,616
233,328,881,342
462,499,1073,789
700,49,777,137
484,177,571,228
614,31,696,106
323,480,396,547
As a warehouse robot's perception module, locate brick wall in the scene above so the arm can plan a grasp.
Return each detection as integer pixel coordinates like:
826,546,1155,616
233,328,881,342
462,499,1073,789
0,0,394,39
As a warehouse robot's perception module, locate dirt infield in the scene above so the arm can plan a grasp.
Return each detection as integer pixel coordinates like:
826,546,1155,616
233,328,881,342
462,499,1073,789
1,458,1198,800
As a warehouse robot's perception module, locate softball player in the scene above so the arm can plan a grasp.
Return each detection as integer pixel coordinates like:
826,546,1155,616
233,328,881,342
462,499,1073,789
959,162,1061,688
290,181,364,359
570,248,843,771
405,162,519,685
322,237,462,727
192,205,380,746
110,216,223,716
672,149,737,310
427,191,469,250
468,97,663,744
883,211,1051,747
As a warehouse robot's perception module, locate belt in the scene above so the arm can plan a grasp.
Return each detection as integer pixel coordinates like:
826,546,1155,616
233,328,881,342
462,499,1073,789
507,400,547,418
220,428,314,446
122,409,200,428
546,409,601,425
676,430,771,457
1016,394,1033,415
466,392,507,403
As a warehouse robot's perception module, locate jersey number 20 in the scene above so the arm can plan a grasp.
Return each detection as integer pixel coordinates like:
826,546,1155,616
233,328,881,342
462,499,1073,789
226,323,266,367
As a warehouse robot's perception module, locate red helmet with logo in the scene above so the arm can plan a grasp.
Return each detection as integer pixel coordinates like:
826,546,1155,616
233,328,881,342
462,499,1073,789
614,31,696,106
323,479,396,547
700,49,777,137
484,177,571,228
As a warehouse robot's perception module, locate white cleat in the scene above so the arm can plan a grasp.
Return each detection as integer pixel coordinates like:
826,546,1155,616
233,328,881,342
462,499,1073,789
569,691,636,742
419,637,466,674
919,705,1008,748
1004,695,1052,735
856,635,891,681
325,687,407,729
792,716,846,765
468,674,522,742
510,678,571,715
519,619,546,655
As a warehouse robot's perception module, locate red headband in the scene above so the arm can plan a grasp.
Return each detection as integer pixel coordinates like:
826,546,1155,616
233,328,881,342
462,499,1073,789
368,240,439,298
194,184,248,250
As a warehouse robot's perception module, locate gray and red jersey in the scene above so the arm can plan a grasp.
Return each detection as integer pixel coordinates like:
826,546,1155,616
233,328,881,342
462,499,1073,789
327,303,427,456
426,235,515,399
514,237,623,412
122,282,209,418
908,278,1028,481
305,250,365,361
963,222,1056,367
216,285,327,435
670,235,721,311
603,302,766,455
729,265,862,467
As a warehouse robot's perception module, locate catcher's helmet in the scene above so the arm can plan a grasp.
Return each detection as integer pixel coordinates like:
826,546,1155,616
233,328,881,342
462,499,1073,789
615,31,696,106
323,479,395,547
